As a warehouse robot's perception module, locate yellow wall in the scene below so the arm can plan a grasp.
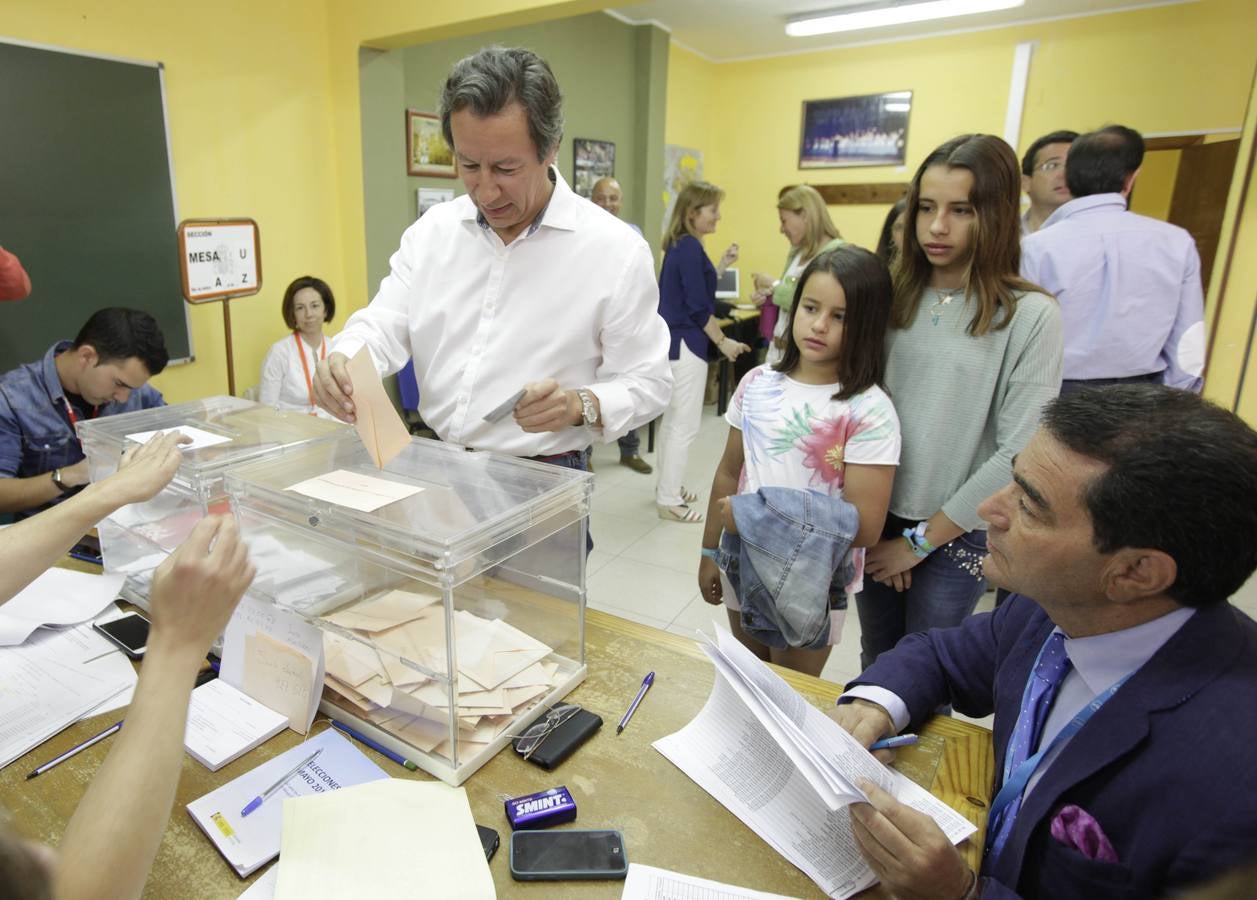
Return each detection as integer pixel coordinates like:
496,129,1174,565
1129,150,1181,222
664,0,1255,297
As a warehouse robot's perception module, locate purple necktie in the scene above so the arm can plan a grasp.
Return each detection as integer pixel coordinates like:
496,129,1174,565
986,631,1072,864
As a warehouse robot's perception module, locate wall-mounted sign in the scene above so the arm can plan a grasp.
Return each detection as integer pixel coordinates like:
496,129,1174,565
177,218,262,303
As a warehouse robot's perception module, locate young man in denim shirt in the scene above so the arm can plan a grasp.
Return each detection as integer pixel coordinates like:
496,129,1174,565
0,307,167,518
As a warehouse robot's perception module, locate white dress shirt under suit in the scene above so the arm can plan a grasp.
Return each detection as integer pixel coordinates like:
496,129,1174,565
1020,194,1205,391
333,168,671,457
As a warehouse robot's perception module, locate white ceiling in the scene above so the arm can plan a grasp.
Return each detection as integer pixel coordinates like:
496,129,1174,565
605,0,1197,62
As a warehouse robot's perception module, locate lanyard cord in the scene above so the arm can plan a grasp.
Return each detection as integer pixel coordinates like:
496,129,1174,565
294,332,326,411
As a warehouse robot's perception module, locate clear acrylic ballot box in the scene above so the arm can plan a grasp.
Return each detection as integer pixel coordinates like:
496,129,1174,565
78,396,347,608
223,434,593,786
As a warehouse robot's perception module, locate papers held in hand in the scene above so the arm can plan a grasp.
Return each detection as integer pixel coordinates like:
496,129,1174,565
345,346,410,468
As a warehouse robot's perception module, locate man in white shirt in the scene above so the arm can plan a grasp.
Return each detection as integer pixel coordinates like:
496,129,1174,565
829,385,1257,899
1020,125,1205,393
1019,130,1077,236
589,175,653,476
315,47,670,467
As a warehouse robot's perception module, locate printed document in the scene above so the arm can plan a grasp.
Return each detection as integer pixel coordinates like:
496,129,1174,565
183,679,289,771
621,864,801,900
653,630,976,899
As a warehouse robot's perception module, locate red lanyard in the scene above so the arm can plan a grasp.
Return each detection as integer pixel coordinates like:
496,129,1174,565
294,332,326,412
62,397,98,436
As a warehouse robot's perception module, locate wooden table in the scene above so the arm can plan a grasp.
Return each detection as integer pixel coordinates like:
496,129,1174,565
2,606,993,898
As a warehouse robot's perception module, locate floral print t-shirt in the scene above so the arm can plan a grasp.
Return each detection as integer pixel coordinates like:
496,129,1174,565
726,365,901,593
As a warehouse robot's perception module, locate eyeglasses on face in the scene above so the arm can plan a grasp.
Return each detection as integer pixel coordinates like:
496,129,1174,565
511,704,580,759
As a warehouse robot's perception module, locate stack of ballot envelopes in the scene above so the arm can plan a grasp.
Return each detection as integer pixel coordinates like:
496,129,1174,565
319,586,562,761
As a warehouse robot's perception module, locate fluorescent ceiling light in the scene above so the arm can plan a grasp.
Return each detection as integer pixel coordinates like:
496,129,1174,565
786,0,1026,37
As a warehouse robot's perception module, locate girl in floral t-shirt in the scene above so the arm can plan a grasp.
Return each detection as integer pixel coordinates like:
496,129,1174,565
698,245,901,675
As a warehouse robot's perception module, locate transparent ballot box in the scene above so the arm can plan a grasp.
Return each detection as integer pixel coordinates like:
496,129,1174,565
78,396,347,607
224,435,593,786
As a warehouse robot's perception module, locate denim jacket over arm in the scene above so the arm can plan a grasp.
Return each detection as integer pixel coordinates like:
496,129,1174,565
717,486,859,650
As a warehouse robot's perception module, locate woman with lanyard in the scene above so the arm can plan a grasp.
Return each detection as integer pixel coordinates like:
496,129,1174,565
259,276,337,417
751,185,846,366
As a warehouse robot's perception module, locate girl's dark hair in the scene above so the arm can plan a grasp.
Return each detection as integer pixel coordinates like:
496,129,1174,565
875,197,908,264
281,276,336,330
892,133,1044,336
773,244,891,401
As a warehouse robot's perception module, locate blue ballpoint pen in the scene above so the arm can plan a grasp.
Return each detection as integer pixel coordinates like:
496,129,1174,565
617,671,655,734
240,748,323,817
869,734,919,751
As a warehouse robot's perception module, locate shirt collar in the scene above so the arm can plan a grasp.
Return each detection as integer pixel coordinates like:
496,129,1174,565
41,340,74,404
1041,192,1127,229
1056,606,1196,695
469,166,579,236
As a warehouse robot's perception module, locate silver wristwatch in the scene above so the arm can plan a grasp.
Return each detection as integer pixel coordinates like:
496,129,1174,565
577,389,598,427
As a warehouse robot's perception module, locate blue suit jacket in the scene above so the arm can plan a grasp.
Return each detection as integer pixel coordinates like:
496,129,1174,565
848,594,1257,898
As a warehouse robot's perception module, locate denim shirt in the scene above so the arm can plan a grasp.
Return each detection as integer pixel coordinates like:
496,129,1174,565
717,486,859,650
0,341,164,514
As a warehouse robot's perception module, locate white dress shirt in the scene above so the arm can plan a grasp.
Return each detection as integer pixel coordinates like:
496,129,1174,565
258,331,333,417
1020,194,1205,390
333,168,671,456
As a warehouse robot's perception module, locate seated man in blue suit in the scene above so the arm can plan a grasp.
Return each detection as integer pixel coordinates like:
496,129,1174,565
832,384,1257,899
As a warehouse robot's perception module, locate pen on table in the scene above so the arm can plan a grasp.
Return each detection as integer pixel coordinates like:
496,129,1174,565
617,671,655,735
27,721,123,780
869,734,918,752
330,720,418,771
240,748,323,818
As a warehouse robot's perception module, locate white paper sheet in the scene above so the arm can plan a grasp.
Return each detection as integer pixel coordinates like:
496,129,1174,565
0,568,126,645
222,595,325,734
274,779,495,900
238,866,278,899
126,425,233,450
286,469,424,513
183,679,288,771
621,864,801,900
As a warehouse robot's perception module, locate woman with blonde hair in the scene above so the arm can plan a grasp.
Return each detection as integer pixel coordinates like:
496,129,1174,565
655,180,748,523
752,185,846,365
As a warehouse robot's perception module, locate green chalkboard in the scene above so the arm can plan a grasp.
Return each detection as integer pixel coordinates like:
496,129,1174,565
0,39,190,372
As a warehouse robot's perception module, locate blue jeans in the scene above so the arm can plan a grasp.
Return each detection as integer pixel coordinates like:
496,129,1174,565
617,429,640,458
855,520,987,670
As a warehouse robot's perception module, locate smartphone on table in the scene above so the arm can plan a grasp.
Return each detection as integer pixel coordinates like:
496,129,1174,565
509,829,628,881
92,611,150,660
69,534,103,566
476,825,500,862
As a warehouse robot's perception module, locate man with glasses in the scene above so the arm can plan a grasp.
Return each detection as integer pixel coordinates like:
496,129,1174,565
0,308,167,518
1021,125,1205,393
1019,130,1077,236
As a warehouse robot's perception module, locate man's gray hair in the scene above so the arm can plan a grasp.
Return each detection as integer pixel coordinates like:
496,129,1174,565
440,46,564,162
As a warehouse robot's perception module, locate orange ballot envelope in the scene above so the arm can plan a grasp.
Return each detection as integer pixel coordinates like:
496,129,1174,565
345,346,410,468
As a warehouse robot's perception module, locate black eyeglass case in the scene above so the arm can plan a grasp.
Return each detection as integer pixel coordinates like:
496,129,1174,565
517,706,603,770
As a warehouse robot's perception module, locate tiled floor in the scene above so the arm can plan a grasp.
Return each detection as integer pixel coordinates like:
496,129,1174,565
585,396,1257,703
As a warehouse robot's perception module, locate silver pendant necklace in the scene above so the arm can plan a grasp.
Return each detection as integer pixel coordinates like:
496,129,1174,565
929,287,964,326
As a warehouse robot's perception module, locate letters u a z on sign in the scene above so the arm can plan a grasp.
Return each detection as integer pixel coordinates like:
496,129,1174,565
177,219,262,303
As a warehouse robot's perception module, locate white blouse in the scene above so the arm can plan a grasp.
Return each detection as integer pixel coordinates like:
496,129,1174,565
258,331,333,416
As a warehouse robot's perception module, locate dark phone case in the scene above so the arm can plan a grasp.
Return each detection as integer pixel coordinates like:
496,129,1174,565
515,707,603,770
477,825,500,862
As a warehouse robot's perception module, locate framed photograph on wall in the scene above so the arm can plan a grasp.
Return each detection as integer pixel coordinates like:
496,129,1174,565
572,138,615,198
407,109,456,177
799,91,912,169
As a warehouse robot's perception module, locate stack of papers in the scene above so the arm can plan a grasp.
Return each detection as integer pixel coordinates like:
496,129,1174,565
184,679,290,771
0,569,125,645
654,629,976,900
622,864,800,900
186,728,388,876
274,779,495,899
319,587,561,761
0,620,136,769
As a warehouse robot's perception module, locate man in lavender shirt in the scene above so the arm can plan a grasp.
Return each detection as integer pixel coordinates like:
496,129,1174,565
1020,125,1205,393
829,386,1257,899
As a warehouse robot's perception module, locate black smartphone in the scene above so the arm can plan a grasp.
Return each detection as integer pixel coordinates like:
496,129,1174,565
509,829,628,881
92,612,150,660
69,534,103,566
476,824,500,862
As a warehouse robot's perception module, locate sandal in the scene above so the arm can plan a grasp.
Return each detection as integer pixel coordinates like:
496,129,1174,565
658,503,704,523
680,487,699,504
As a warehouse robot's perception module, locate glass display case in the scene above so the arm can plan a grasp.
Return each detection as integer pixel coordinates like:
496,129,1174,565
78,396,347,607
224,433,592,785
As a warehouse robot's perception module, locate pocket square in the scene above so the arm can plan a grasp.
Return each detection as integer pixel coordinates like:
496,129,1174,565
1050,804,1119,863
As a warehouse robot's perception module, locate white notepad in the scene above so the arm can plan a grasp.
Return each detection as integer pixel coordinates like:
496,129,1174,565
184,679,288,771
